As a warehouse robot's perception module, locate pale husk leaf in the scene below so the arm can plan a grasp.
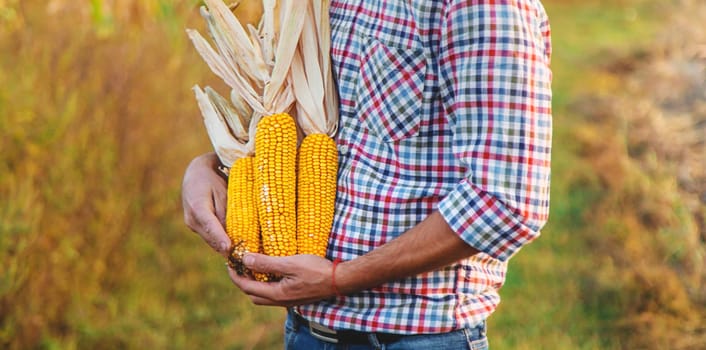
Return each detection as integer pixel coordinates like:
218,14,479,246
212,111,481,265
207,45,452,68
300,1,325,114
323,69,339,136
203,0,268,87
187,27,264,114
201,7,241,86
193,85,249,166
289,0,339,137
205,86,249,143
230,89,253,123
264,0,307,112
318,1,339,136
186,29,233,87
290,47,323,134
272,83,297,115
261,0,277,66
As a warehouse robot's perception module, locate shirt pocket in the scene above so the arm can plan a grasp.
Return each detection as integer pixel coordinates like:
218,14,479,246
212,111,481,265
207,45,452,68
356,35,427,142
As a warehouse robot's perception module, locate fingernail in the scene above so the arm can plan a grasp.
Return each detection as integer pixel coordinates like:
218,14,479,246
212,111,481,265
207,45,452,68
243,254,254,266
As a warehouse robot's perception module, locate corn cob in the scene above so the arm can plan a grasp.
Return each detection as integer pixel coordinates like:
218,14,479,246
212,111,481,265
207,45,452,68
190,0,306,278
290,1,339,256
255,113,298,257
190,1,337,265
226,156,271,281
193,86,269,281
297,133,337,256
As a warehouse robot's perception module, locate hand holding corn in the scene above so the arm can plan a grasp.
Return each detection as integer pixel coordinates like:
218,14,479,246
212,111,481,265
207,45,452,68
181,152,231,257
188,0,339,280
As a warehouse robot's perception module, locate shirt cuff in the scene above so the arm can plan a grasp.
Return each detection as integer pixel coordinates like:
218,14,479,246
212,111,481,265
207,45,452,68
437,179,541,262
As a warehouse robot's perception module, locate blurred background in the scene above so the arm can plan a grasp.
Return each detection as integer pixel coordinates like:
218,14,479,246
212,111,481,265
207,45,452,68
0,0,704,349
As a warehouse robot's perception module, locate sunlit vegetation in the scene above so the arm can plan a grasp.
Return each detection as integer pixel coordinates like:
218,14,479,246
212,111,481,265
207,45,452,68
1,0,703,349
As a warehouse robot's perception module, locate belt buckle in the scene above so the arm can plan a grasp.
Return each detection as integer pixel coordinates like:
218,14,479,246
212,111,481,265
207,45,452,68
308,321,339,344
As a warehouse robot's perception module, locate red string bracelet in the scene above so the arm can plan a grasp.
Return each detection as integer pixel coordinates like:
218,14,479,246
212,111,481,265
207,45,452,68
331,258,344,297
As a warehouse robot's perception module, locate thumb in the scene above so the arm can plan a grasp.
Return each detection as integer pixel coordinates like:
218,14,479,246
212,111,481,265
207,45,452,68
243,253,288,275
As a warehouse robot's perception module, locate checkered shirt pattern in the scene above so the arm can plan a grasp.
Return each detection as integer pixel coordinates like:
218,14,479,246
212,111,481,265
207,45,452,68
298,0,552,334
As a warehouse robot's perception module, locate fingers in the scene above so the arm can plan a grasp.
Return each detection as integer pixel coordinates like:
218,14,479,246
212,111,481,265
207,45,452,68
182,153,230,256
227,266,280,303
197,211,231,255
185,205,229,255
243,253,290,275
227,267,318,307
230,255,335,305
212,186,227,227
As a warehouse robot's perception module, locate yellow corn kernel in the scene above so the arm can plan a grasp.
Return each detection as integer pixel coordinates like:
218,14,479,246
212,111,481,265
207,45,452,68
296,133,338,256
255,113,298,257
226,156,269,281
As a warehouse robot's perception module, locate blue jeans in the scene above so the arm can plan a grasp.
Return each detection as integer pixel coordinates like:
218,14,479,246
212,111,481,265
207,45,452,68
284,311,489,350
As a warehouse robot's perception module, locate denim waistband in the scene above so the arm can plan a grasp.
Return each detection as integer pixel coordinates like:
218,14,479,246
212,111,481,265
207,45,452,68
287,308,486,346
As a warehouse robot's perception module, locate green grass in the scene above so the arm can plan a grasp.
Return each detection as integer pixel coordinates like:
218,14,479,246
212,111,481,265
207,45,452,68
488,1,663,349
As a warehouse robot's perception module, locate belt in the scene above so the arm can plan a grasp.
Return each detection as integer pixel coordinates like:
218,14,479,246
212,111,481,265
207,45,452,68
291,310,405,345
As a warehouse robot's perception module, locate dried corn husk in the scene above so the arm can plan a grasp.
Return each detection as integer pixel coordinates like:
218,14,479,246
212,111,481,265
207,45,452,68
188,0,339,164
193,85,250,166
290,1,338,137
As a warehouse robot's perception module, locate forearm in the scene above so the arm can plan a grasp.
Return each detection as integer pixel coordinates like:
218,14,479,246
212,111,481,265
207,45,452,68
229,210,479,306
335,210,478,295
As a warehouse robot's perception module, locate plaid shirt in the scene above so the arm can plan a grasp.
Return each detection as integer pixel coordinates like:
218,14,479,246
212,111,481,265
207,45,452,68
298,0,552,334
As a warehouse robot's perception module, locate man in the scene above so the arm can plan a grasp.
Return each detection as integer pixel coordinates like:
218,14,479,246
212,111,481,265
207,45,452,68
182,0,552,348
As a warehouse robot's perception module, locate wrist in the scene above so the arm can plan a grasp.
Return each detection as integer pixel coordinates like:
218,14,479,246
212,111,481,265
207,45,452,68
331,259,367,296
331,259,344,297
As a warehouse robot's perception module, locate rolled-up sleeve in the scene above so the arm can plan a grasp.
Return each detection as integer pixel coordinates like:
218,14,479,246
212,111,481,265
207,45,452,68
436,0,553,261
